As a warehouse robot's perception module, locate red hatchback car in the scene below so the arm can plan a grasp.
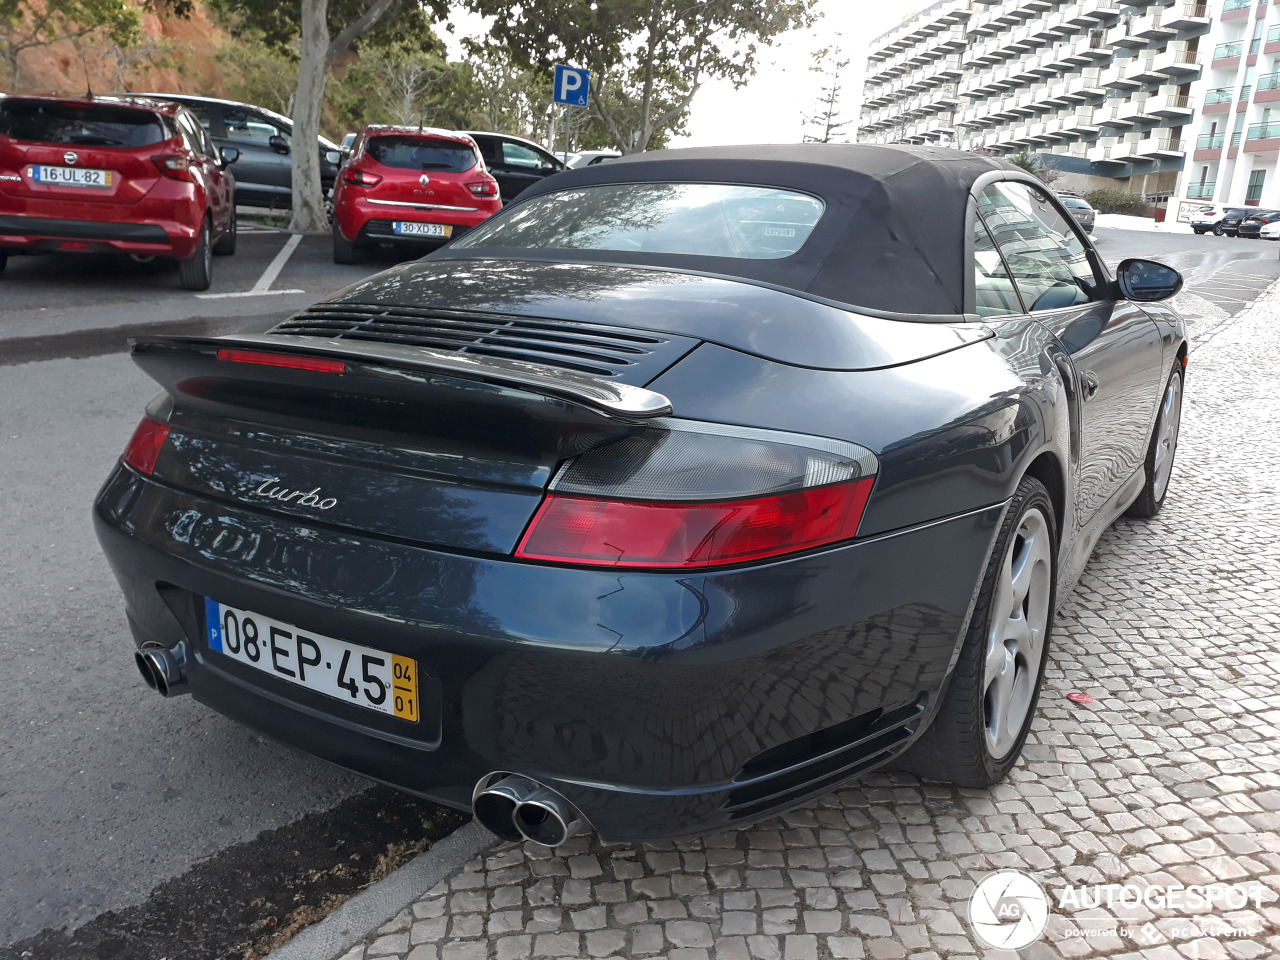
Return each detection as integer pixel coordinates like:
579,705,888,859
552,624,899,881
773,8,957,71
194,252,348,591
0,95,236,290
331,126,500,263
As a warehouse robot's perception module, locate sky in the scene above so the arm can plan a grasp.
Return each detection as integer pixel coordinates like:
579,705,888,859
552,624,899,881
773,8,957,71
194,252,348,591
441,0,926,147
672,1,924,147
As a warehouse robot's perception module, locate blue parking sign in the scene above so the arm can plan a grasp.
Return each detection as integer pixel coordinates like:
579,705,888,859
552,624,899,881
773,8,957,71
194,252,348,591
553,65,590,107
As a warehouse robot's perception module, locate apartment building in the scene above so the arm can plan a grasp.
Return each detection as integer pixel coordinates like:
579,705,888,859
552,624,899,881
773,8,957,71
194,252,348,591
1181,0,1280,208
859,0,1212,201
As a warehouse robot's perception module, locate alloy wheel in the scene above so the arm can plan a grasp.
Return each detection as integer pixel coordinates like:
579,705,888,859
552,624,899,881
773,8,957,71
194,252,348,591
1152,372,1182,501
982,508,1052,759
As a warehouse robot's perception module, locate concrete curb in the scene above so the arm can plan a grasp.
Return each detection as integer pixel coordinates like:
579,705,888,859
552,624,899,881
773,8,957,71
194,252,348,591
264,820,497,960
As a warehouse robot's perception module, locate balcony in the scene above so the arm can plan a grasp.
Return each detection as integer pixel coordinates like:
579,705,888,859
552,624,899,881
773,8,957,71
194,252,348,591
1212,40,1243,68
1145,91,1194,118
1186,182,1216,199
1135,136,1185,157
1164,2,1211,32
1245,122,1280,153
1222,0,1252,20
1150,46,1202,78
1257,71,1280,103
1203,86,1234,112
1087,137,1130,163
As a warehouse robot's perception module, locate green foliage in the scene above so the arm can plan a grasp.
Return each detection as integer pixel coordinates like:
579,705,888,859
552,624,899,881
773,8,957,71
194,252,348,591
463,0,817,153
214,31,299,115
330,40,460,130
1006,149,1062,185
803,40,850,144
208,0,446,59
0,0,142,88
1085,188,1150,216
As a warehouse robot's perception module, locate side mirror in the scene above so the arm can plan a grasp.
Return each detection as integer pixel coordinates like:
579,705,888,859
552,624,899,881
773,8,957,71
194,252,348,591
1116,258,1182,302
325,150,342,165
268,134,290,155
219,146,240,166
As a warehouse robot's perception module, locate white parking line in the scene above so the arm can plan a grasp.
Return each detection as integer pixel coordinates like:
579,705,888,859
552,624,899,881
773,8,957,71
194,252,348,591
196,233,305,300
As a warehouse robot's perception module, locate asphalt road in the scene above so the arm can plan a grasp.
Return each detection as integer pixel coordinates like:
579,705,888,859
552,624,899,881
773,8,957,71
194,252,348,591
0,225,1277,954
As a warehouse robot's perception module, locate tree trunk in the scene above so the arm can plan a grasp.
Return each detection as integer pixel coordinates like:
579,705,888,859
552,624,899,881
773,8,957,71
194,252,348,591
289,0,330,233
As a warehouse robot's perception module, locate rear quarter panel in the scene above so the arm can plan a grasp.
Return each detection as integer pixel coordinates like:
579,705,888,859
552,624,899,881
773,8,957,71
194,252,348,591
646,316,1071,538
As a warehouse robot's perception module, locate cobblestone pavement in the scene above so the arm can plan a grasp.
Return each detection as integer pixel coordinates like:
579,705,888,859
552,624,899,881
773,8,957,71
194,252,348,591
325,293,1280,960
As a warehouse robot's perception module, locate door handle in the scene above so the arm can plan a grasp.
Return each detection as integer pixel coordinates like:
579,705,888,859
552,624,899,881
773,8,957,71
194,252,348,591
1081,370,1100,400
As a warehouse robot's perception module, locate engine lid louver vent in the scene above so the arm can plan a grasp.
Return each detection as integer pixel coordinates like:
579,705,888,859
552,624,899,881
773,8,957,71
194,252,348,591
270,303,699,386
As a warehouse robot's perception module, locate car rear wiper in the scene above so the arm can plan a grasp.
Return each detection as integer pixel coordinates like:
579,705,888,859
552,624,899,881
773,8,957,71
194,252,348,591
68,136,123,145
418,162,457,170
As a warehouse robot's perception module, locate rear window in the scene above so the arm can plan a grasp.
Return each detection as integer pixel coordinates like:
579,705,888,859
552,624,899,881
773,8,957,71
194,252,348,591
454,183,825,260
366,136,478,173
0,100,167,147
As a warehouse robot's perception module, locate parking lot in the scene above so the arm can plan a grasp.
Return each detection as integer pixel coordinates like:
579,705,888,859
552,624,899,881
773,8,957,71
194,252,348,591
1,223,1278,960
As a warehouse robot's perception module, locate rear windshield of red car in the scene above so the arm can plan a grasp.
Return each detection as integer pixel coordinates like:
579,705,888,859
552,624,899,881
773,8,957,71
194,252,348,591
366,135,478,173
0,100,167,148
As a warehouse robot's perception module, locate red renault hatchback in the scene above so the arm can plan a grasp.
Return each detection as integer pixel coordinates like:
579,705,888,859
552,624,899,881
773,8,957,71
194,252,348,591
0,95,236,290
331,126,500,263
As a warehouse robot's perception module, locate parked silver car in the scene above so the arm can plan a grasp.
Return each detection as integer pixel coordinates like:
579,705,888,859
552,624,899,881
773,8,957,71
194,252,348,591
1058,195,1095,233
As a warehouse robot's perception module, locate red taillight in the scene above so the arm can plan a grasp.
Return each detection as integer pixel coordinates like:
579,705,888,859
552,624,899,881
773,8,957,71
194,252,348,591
344,168,382,186
217,348,346,374
515,478,875,569
466,179,499,197
123,417,170,475
153,154,194,181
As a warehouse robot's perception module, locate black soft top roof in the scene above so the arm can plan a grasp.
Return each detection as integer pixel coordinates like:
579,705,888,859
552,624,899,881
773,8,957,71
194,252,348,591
436,143,1023,317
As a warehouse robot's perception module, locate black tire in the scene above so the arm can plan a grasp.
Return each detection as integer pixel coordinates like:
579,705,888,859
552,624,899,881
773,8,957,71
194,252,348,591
1213,224,1225,236
1125,363,1183,519
899,475,1057,787
178,220,212,291
333,222,358,264
1192,228,1205,235
213,205,237,256
0,251,6,277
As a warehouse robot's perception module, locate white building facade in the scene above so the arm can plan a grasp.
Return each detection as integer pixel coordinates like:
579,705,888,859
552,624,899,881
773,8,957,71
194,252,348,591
1181,0,1280,208
859,0,1213,203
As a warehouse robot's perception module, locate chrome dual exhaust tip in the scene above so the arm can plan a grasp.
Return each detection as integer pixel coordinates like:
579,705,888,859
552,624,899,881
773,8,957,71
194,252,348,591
135,641,189,697
472,773,587,847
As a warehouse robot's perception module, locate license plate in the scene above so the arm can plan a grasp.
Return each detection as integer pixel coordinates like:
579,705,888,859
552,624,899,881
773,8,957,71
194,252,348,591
31,165,113,188
205,599,419,722
393,221,450,238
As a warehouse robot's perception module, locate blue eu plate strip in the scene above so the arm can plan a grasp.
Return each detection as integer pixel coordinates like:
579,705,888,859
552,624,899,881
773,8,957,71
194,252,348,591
205,597,222,652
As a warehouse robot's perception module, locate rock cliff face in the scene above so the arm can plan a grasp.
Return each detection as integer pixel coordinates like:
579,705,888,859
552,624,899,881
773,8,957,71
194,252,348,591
7,3,228,97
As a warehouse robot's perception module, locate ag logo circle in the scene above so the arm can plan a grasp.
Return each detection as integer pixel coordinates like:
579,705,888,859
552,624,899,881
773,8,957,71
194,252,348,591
967,870,1049,950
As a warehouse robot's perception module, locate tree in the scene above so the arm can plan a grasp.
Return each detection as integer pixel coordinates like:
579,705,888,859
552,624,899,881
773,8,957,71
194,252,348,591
452,41,552,139
0,0,141,90
802,40,850,144
1008,148,1062,185
214,32,299,115
467,0,817,154
354,40,451,126
213,0,448,232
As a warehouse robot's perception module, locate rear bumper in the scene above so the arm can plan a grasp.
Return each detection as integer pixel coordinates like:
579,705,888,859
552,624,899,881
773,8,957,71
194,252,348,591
0,213,199,257
93,465,1004,840
335,196,492,247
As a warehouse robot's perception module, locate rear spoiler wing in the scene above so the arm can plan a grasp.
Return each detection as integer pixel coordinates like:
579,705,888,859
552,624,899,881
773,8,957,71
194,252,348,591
130,333,673,420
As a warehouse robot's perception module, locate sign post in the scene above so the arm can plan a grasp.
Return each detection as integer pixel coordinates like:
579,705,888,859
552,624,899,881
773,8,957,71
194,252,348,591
553,65,590,163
